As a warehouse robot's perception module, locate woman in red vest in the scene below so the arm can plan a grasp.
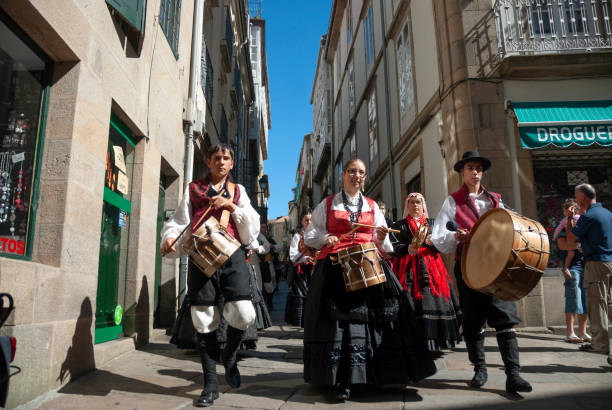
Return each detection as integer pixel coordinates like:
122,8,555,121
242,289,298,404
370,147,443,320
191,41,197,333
302,158,435,401
431,150,532,395
389,192,462,353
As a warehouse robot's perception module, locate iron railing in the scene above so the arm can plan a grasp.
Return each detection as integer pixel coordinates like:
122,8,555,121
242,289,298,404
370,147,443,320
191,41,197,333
495,0,612,56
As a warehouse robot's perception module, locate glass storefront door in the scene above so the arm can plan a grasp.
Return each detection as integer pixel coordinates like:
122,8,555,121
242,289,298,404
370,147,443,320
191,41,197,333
95,115,135,344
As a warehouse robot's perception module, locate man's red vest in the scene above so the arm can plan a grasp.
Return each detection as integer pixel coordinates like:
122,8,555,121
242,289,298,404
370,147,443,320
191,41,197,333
450,184,501,259
189,177,240,240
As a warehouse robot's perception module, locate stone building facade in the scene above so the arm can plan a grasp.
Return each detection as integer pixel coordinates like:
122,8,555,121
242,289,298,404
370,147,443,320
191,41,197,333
0,0,269,407
310,0,612,329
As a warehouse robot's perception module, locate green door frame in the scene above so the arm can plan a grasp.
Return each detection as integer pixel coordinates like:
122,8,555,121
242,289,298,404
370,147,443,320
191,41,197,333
95,115,136,344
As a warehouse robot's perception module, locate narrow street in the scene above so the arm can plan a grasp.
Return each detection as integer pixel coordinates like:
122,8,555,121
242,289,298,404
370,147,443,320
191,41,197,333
17,325,612,410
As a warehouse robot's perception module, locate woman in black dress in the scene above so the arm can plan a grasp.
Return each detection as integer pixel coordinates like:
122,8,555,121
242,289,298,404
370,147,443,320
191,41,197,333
285,212,314,327
303,159,435,401
389,192,462,352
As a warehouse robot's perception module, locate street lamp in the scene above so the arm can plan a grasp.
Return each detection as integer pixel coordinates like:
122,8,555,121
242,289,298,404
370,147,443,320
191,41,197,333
258,174,269,223
259,174,268,193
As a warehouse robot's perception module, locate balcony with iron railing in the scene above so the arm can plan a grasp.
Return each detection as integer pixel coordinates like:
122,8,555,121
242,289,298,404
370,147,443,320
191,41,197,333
495,0,612,57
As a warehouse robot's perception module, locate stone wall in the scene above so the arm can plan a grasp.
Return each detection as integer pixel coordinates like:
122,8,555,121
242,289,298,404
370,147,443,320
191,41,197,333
0,0,191,406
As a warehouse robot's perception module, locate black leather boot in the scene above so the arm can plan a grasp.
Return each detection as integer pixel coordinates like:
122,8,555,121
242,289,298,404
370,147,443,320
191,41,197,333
195,332,219,407
466,335,488,388
223,325,245,388
496,331,532,394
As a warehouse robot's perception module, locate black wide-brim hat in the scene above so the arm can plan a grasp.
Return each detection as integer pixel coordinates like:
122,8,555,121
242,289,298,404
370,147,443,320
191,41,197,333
453,150,491,172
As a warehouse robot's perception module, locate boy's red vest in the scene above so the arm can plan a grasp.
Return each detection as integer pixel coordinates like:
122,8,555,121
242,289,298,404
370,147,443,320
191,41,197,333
189,177,241,240
450,184,501,259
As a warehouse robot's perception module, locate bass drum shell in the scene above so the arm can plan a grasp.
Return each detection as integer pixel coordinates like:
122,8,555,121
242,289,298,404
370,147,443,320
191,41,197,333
461,208,549,301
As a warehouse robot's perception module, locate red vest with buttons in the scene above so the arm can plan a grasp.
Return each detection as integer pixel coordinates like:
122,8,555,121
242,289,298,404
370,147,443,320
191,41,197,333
189,177,241,240
317,193,377,260
450,183,501,260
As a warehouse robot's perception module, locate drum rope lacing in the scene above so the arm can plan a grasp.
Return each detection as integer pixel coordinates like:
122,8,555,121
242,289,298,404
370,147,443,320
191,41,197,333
338,245,379,291
507,222,549,277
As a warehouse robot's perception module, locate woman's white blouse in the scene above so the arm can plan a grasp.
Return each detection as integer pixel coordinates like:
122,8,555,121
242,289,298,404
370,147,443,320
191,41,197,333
160,183,261,258
289,232,309,264
304,191,393,253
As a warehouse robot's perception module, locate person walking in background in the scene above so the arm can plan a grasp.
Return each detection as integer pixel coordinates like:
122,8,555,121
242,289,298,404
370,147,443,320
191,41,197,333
567,183,612,366
555,199,589,344
553,199,582,280
377,200,394,226
285,212,315,327
249,225,277,312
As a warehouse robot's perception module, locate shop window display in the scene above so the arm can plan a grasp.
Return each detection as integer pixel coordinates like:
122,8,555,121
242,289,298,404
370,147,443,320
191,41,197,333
533,151,612,269
0,18,48,257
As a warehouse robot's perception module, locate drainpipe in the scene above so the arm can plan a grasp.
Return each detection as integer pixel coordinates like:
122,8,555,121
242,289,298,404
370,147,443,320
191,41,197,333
506,112,522,213
328,59,336,193
179,0,203,305
379,0,398,218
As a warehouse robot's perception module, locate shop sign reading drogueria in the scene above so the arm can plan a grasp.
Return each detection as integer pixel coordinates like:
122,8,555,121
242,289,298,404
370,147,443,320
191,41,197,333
520,124,612,148
512,100,612,149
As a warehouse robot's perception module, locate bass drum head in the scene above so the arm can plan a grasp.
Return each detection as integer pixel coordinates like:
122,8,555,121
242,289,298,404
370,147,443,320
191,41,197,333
463,209,515,290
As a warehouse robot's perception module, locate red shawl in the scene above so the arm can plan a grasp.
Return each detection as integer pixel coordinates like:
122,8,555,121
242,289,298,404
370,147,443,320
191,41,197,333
392,216,451,300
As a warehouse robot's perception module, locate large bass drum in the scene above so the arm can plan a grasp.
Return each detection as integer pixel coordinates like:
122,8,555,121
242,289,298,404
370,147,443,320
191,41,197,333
461,208,549,301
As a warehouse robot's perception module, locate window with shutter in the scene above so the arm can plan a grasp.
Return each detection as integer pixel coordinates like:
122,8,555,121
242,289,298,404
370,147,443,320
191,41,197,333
105,0,146,52
159,0,181,58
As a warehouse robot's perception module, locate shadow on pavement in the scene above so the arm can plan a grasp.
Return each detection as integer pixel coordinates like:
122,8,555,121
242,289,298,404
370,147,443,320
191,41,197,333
453,346,580,353
417,379,518,400
58,369,199,401
465,386,612,409
520,364,612,374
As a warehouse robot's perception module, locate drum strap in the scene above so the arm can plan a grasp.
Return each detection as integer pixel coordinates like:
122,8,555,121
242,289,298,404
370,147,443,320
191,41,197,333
219,181,235,229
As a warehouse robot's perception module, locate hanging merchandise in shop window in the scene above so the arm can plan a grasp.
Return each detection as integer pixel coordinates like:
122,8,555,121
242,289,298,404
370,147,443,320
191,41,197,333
106,144,130,196
0,17,48,257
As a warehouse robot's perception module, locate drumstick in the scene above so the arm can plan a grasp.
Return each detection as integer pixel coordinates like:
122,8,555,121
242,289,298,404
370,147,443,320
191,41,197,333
334,226,360,244
351,222,401,233
165,187,226,252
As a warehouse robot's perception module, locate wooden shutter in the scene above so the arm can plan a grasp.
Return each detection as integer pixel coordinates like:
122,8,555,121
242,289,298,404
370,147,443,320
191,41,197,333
106,0,146,32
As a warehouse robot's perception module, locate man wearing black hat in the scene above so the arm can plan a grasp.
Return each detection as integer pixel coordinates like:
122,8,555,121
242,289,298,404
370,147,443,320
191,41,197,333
431,150,532,394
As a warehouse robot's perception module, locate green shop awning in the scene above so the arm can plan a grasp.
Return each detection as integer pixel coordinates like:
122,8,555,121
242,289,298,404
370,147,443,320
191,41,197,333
513,100,612,149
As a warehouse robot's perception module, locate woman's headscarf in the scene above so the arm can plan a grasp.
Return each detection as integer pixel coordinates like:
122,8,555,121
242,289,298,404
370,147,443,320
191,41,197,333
402,192,428,220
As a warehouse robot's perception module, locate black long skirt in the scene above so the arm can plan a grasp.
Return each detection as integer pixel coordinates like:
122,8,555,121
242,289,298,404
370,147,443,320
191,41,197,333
285,264,312,327
303,256,437,386
402,258,463,351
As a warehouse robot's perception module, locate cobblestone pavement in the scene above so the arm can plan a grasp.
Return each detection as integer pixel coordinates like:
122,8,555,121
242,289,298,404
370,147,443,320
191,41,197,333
16,326,612,409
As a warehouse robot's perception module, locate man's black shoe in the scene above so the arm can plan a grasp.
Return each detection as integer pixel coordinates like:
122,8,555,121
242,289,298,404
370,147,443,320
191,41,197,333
607,355,612,366
224,363,241,388
506,373,532,394
195,391,219,407
469,366,488,388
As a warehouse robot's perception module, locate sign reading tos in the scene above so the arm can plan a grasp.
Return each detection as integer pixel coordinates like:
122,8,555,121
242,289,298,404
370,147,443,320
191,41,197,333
0,237,25,255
